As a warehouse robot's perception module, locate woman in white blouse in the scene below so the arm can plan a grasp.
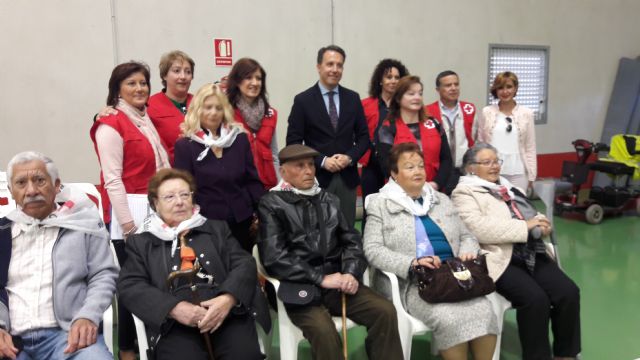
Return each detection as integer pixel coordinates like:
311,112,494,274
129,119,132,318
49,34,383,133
477,72,536,192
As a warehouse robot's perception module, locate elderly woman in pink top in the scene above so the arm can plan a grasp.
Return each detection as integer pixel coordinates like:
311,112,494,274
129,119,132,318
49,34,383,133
477,71,536,192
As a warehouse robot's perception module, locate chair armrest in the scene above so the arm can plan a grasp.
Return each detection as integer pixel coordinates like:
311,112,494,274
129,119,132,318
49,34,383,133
380,270,409,317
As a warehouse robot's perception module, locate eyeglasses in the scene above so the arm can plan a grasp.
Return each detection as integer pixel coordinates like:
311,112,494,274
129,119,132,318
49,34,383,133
506,117,513,133
159,191,193,203
473,159,503,167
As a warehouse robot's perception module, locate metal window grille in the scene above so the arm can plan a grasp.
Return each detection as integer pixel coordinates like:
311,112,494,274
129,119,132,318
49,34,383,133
487,44,549,124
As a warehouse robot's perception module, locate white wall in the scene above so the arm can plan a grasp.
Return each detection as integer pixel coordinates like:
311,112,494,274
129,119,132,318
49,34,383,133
1,0,639,182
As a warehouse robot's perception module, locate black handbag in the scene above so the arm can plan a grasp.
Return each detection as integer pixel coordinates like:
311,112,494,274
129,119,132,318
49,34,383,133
413,254,495,304
277,281,321,306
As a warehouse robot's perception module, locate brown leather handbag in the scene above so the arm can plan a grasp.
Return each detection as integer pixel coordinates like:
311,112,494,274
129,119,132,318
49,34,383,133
413,254,495,303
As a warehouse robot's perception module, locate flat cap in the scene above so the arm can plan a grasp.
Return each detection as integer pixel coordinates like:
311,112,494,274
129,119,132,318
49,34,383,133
278,144,320,164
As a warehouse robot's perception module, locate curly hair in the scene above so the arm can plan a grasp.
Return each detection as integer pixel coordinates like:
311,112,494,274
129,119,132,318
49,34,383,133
368,59,409,98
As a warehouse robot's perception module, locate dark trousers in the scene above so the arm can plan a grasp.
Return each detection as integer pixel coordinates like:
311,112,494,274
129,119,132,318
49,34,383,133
227,216,254,253
154,314,263,360
496,255,581,359
325,174,357,228
360,159,386,227
285,286,403,360
112,240,137,352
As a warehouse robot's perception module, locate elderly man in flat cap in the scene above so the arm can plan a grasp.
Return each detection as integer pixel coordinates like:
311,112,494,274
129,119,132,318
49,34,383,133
257,144,402,360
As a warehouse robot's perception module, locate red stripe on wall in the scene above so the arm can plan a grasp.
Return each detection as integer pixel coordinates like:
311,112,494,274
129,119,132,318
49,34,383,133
537,152,598,185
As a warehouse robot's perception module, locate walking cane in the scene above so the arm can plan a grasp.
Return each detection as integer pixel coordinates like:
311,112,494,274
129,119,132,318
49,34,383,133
342,292,348,360
166,232,216,360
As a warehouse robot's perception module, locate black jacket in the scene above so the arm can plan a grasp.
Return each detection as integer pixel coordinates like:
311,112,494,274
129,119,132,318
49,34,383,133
257,190,367,286
117,219,270,343
286,83,370,189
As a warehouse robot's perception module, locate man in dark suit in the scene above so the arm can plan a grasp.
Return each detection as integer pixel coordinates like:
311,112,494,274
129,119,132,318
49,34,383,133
286,45,370,227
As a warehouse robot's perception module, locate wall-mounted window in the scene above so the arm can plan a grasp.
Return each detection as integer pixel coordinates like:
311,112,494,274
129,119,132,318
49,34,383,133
487,44,550,124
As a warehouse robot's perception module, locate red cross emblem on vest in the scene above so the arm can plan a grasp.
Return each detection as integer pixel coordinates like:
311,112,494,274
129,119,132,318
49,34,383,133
424,119,436,129
463,103,474,115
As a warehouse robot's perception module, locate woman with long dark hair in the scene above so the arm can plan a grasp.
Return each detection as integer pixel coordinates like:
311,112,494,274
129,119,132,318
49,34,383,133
360,59,409,204
226,58,279,189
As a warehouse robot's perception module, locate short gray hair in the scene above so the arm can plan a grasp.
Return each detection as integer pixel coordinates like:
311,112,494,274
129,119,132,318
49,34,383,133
6,151,60,189
461,143,498,174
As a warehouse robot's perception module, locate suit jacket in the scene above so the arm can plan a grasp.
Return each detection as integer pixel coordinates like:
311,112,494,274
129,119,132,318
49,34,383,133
286,83,370,188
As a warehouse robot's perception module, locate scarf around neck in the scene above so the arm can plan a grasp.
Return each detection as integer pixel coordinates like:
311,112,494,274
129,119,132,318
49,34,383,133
368,178,436,216
270,178,322,197
237,97,265,132
137,205,207,257
117,98,171,169
190,125,241,161
457,174,518,199
6,184,109,241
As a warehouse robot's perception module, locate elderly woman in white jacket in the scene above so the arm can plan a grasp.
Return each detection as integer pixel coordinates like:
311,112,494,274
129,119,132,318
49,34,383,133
451,143,580,360
364,142,497,360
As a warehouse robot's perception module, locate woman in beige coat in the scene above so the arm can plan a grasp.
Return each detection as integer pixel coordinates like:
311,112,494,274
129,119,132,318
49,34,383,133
451,143,580,360
364,143,497,360
477,71,536,192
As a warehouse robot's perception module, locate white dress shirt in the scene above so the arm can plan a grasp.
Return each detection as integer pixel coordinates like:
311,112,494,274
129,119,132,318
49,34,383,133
6,222,59,335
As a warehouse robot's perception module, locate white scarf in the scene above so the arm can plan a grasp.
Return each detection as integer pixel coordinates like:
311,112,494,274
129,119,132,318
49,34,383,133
6,184,109,241
137,206,207,257
117,98,171,169
367,178,436,216
457,174,518,199
270,178,322,197
190,126,241,161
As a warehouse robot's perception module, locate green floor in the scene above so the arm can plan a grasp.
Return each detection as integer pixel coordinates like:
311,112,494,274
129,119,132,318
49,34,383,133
264,210,640,360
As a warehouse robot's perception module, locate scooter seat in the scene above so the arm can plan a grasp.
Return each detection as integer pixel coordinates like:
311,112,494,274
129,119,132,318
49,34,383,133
589,160,635,176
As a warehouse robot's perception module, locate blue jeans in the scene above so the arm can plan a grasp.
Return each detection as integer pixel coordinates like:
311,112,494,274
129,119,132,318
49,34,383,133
16,327,112,360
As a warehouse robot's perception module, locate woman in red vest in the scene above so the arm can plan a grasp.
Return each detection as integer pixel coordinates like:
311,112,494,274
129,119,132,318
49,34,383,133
360,59,409,207
95,50,195,161
375,75,453,191
147,50,195,160
226,58,279,189
90,61,171,360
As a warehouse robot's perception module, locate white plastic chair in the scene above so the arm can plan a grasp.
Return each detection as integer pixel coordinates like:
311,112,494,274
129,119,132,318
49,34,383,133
379,270,431,360
133,315,150,360
102,241,119,356
0,171,16,218
380,270,508,360
252,246,362,360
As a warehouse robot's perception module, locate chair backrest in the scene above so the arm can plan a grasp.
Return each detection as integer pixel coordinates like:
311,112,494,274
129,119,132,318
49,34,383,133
0,171,16,217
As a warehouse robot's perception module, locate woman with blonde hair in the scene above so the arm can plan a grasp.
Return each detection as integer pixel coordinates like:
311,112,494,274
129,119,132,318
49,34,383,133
174,83,265,251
